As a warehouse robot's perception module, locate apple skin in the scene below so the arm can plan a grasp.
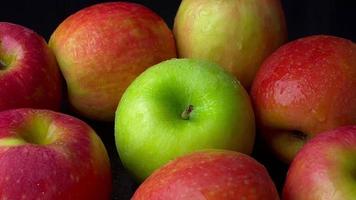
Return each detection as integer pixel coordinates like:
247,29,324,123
0,22,62,111
115,58,255,181
0,108,111,199
251,35,356,163
49,2,177,121
132,149,279,200
283,126,356,200
173,0,287,88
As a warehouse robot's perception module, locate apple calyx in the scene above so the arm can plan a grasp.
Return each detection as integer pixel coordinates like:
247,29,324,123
181,105,194,120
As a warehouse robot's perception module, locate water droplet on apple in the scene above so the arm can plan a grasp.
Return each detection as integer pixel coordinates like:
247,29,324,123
317,115,326,122
199,9,209,17
236,42,243,50
311,109,326,122
201,22,213,33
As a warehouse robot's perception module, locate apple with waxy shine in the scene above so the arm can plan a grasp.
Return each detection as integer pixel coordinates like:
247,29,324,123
115,58,255,181
251,35,356,163
0,22,62,111
0,108,111,199
283,126,356,200
49,2,177,121
133,150,280,200
173,0,287,88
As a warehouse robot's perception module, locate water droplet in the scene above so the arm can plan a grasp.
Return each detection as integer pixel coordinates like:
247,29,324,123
236,42,243,50
199,9,209,17
201,23,213,33
317,115,326,122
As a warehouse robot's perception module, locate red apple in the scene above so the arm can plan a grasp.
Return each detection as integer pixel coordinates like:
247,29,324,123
173,0,287,88
251,35,356,163
0,22,62,111
49,2,177,121
132,150,279,200
0,108,111,199
283,126,356,200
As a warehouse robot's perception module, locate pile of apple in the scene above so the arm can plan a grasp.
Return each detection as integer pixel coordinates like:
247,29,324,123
0,1,355,199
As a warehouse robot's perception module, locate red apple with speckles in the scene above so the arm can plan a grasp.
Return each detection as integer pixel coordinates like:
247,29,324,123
49,2,177,121
0,108,111,199
0,22,62,111
251,35,356,163
132,150,279,200
283,126,356,200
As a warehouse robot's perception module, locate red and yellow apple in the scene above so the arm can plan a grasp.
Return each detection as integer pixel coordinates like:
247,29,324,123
132,150,279,200
0,22,62,111
251,35,356,163
0,108,111,199
49,2,177,121
173,0,287,88
283,126,356,200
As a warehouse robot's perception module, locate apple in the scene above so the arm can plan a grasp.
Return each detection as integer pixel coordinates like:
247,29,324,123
251,35,356,163
283,125,356,200
49,2,177,121
173,0,287,88
132,149,279,199
115,58,255,181
0,22,62,111
0,108,111,199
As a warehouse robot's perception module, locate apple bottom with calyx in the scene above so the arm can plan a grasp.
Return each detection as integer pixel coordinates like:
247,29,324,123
283,126,356,200
115,58,255,181
132,150,280,200
0,109,111,200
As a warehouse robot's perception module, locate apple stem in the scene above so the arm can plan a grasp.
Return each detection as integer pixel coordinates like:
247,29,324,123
181,105,194,120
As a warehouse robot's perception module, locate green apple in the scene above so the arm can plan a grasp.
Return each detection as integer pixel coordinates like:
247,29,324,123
115,58,255,181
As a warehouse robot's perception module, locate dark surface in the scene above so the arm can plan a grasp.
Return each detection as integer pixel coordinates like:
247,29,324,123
1,0,355,199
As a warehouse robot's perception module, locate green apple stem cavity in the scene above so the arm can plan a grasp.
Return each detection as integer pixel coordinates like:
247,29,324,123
181,105,194,120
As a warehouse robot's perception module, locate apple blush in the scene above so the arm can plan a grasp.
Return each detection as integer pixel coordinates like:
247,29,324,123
0,109,112,199
132,150,280,200
251,35,356,163
0,22,62,112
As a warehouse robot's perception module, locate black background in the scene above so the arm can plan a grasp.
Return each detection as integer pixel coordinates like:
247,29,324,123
1,0,355,199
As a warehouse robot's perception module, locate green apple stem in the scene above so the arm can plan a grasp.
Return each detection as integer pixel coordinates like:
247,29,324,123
181,105,194,120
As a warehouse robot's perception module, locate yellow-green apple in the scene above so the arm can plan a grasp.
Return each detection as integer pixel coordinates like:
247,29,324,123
283,126,356,200
115,58,255,181
0,22,62,111
0,108,111,199
251,35,356,163
132,149,279,200
49,2,177,121
173,0,287,88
